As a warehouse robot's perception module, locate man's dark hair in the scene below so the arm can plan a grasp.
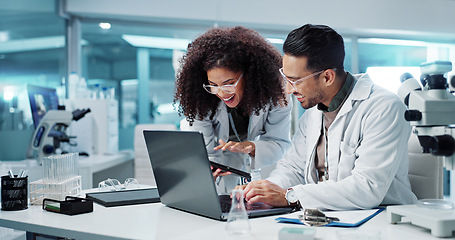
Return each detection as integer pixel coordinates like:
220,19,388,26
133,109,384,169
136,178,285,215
283,24,345,74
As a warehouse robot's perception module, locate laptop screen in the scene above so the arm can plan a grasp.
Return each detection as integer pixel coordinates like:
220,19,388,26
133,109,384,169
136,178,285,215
143,130,224,220
143,130,293,221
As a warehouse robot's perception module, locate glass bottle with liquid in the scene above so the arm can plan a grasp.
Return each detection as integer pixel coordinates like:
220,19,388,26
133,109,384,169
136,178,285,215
225,189,251,235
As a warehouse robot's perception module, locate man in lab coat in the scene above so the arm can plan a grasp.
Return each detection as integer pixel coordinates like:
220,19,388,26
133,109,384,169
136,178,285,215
238,24,418,210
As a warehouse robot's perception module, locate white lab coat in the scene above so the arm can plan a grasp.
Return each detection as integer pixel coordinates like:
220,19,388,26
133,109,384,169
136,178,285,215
180,100,292,193
268,73,418,210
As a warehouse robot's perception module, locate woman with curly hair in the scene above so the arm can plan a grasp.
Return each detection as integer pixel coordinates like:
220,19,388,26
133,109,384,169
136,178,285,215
175,26,292,193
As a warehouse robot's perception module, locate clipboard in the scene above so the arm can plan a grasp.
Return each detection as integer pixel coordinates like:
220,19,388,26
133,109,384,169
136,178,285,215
275,208,385,227
86,188,160,207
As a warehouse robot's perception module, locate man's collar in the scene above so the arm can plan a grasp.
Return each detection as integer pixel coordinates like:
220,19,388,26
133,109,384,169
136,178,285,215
317,73,355,112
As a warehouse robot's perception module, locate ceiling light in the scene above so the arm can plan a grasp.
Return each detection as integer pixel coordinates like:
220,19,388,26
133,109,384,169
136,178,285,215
121,79,138,86
359,38,428,47
99,22,111,30
3,86,15,101
122,35,190,50
0,36,87,53
0,36,64,53
0,31,9,42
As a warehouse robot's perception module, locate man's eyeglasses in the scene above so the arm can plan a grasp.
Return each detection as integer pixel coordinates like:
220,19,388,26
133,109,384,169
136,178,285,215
202,73,243,95
279,68,336,91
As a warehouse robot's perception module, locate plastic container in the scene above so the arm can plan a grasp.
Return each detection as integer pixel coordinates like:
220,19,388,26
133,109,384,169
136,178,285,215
29,175,82,205
417,199,455,210
43,196,93,215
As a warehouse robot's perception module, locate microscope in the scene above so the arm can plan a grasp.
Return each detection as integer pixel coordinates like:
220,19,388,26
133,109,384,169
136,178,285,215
30,106,91,162
389,61,455,237
397,61,455,170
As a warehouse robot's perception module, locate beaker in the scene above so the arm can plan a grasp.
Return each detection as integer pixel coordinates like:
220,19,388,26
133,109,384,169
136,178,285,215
225,189,251,235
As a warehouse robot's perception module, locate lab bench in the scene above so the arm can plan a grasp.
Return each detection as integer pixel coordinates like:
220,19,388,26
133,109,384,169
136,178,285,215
0,188,454,240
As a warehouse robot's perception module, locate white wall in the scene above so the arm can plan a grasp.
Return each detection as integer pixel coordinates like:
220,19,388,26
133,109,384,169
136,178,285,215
66,0,455,42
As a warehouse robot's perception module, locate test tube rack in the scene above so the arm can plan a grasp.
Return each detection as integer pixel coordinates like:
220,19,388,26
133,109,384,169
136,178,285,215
29,176,82,205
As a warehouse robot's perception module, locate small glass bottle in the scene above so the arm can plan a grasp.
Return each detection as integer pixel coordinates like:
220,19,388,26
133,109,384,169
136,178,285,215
68,72,79,99
92,84,101,99
225,189,251,235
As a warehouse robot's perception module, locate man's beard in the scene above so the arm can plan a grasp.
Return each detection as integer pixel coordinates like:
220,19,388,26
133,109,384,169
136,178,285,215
300,91,324,109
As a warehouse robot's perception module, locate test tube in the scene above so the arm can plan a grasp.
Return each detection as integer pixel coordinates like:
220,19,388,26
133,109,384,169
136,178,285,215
56,154,60,183
69,153,74,179
42,153,81,184
74,153,80,176
42,156,47,182
63,153,67,181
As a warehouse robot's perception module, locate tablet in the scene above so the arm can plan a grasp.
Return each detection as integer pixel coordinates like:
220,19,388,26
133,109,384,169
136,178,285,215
210,161,251,179
86,188,160,207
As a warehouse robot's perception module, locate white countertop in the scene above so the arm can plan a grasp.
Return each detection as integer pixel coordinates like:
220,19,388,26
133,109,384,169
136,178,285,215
1,198,454,240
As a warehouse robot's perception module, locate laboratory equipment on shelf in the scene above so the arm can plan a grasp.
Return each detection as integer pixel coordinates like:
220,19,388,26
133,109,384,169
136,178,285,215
389,61,455,238
29,106,91,161
67,99,119,155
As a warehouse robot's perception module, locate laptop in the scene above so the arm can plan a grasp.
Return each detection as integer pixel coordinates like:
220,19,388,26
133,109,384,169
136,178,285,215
143,130,293,221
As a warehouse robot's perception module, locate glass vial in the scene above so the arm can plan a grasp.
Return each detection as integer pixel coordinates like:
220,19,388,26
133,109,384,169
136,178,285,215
225,189,251,235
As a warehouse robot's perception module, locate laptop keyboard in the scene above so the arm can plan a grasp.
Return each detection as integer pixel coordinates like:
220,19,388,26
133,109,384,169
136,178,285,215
219,194,277,213
219,195,232,212
221,202,231,213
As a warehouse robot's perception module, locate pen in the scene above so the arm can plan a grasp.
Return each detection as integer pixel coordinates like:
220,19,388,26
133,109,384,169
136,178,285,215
8,169,14,178
19,170,27,178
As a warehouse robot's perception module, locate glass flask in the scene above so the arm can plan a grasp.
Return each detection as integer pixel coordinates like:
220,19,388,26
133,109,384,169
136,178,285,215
225,189,251,235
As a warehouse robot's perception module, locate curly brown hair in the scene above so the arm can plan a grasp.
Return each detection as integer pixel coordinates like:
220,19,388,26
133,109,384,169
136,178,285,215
174,26,287,125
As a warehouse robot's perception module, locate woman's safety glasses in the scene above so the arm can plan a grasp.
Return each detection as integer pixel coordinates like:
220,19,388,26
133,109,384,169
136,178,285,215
202,74,243,95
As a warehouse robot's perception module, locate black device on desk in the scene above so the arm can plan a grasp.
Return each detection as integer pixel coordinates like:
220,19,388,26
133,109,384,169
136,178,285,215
86,188,160,207
43,196,93,215
210,161,251,179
